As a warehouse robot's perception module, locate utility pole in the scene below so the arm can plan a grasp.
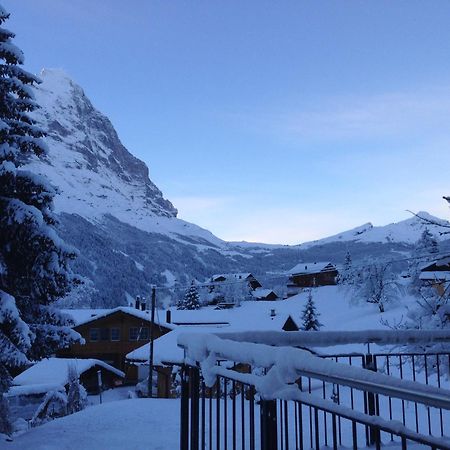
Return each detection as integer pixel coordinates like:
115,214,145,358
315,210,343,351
148,285,156,397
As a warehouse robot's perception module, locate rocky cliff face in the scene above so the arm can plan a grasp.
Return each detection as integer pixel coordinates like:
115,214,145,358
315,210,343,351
27,68,177,223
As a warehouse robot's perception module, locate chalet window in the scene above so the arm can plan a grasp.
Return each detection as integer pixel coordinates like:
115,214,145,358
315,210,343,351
139,327,149,340
129,327,139,341
89,328,99,342
110,328,120,341
100,328,110,341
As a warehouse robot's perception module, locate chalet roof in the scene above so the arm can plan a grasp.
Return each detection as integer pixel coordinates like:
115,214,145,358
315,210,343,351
288,262,337,276
211,273,254,282
251,288,277,299
420,256,450,272
13,358,125,389
65,306,175,330
419,271,450,281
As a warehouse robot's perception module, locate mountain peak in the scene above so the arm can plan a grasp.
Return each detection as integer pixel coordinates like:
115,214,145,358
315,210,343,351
26,69,178,228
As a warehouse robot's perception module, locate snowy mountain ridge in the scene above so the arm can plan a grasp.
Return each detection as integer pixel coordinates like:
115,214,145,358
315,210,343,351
25,68,223,249
299,211,447,249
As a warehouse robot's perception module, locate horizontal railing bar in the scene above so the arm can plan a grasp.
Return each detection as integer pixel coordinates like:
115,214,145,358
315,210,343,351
319,351,450,358
215,329,450,347
296,368,450,410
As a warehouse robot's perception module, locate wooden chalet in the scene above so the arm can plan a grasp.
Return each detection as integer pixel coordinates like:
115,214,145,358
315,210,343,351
211,273,262,290
419,257,450,296
287,262,338,296
58,306,174,382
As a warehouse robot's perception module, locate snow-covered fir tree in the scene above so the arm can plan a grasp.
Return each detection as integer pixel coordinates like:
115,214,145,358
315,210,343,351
338,251,356,286
0,5,81,401
67,364,88,415
301,290,322,331
177,281,200,310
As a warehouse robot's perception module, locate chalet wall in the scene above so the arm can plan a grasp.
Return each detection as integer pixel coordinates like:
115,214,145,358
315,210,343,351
289,270,338,288
58,311,171,380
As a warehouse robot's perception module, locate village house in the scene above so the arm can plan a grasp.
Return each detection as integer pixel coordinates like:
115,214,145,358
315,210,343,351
58,306,174,382
211,273,262,290
287,262,338,297
419,257,450,296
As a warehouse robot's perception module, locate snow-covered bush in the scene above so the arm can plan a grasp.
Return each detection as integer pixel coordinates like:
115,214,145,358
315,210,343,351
31,390,68,427
67,364,87,414
352,262,399,313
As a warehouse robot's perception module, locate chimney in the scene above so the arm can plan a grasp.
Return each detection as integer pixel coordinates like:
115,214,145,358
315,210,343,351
135,295,140,310
166,310,172,324
141,296,146,311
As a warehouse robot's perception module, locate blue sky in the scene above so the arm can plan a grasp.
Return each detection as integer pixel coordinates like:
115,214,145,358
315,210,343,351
4,1,450,244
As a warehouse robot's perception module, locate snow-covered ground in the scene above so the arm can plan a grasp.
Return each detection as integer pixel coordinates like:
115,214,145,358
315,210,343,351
3,398,180,450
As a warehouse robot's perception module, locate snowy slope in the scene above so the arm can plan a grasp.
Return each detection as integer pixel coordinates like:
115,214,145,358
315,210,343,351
299,212,448,248
25,69,223,248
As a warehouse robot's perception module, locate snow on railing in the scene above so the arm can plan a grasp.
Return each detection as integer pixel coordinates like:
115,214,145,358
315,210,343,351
213,329,450,348
177,332,450,408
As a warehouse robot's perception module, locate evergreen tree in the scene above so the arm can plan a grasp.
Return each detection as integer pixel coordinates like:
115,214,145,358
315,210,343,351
416,228,439,256
67,364,87,415
0,5,81,400
177,281,200,310
338,251,355,286
301,290,322,331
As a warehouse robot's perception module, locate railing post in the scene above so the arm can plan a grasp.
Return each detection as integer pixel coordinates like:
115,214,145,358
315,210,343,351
190,366,200,450
180,364,190,450
260,399,278,450
363,353,380,447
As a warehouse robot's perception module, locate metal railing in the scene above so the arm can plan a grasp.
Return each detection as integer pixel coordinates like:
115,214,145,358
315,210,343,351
178,330,450,450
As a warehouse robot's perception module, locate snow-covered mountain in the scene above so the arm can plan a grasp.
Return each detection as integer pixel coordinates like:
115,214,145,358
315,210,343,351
24,69,449,307
26,69,223,249
299,212,448,249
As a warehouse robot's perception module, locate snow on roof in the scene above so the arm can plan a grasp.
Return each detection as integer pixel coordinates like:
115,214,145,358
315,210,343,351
420,256,450,272
419,271,450,281
64,306,175,329
128,306,303,364
251,288,276,298
211,273,253,281
127,325,230,364
6,383,64,398
13,358,125,387
288,262,336,275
